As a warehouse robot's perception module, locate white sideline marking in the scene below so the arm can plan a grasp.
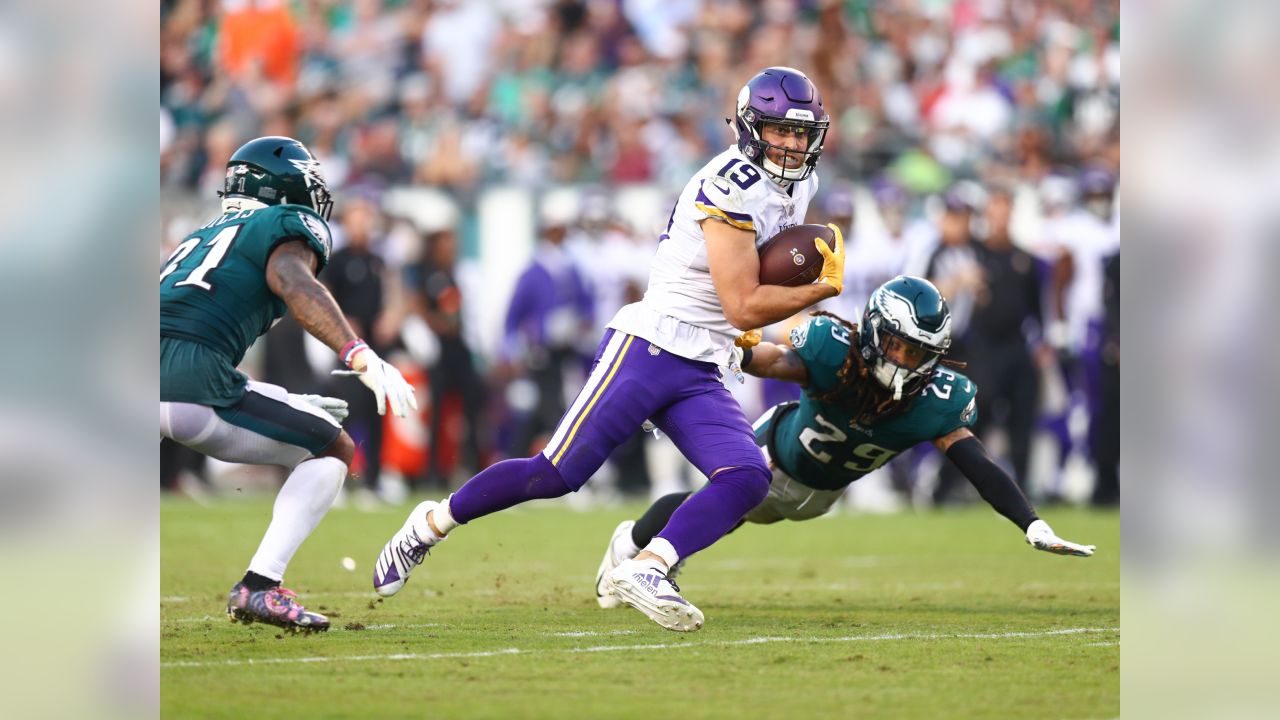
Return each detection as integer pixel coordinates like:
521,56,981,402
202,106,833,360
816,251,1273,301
360,624,439,631
161,596,190,603
162,626,1118,669
547,630,637,637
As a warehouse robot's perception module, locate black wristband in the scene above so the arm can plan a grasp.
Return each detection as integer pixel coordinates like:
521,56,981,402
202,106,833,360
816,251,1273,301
945,436,1039,531
740,346,754,369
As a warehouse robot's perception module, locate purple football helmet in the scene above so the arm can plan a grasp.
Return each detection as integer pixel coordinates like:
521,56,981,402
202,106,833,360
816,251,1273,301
730,67,830,183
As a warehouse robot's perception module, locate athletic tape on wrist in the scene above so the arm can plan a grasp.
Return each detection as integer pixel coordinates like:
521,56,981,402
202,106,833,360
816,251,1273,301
340,339,369,368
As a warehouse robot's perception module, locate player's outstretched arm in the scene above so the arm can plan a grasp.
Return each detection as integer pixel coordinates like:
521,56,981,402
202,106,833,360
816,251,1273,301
934,428,1095,557
267,240,418,417
737,339,809,385
705,220,843,330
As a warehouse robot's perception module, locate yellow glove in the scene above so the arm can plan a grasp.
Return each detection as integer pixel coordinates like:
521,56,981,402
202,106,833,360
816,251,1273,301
814,223,845,294
734,329,762,349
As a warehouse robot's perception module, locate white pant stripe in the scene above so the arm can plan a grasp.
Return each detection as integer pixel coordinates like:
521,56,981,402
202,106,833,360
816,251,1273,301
542,331,627,461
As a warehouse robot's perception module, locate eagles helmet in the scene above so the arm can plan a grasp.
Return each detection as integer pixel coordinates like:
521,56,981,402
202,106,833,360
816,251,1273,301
858,276,953,401
220,136,334,220
729,67,830,184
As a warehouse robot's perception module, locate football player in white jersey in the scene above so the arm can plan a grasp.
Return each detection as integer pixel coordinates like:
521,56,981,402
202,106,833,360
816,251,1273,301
372,67,846,632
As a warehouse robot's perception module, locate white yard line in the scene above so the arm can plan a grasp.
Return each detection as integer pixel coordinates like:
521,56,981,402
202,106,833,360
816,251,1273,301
547,630,637,637
162,626,1119,669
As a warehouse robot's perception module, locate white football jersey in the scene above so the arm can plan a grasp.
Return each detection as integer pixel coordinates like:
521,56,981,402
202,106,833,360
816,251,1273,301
608,147,818,365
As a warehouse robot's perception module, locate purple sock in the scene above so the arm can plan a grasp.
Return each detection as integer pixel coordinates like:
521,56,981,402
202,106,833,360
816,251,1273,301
655,465,769,558
448,454,572,524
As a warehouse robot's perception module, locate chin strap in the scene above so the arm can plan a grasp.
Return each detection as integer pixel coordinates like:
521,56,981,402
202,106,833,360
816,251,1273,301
891,373,904,401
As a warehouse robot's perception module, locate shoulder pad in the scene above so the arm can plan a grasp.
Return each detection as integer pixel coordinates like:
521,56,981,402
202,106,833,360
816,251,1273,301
919,369,979,436
694,177,755,231
272,204,332,270
790,315,854,393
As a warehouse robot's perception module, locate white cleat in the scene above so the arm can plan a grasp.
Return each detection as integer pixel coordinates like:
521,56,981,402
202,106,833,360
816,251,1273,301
595,521,637,609
607,558,704,632
372,500,442,597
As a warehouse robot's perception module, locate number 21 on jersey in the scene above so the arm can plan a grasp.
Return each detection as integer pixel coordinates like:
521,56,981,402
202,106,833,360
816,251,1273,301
160,225,241,291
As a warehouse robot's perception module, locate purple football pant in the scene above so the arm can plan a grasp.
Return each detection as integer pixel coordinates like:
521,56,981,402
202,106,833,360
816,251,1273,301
449,330,769,559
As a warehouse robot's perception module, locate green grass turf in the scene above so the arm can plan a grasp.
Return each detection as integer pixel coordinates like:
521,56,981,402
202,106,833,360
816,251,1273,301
161,496,1118,719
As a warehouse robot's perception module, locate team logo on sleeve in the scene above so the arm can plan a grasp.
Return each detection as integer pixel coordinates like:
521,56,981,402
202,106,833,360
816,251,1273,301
960,397,977,424
790,322,809,348
297,211,332,259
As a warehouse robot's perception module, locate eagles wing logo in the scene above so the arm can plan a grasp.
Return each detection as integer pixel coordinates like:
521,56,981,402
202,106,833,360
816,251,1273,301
297,211,332,259
288,157,326,189
790,322,809,348
960,397,977,425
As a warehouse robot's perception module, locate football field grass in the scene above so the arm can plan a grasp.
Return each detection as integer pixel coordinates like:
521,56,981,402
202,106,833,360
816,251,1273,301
161,496,1119,719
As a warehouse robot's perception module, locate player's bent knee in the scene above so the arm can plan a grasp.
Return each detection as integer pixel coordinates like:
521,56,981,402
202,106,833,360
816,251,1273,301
744,466,771,504
710,463,771,505
316,430,355,466
530,453,575,497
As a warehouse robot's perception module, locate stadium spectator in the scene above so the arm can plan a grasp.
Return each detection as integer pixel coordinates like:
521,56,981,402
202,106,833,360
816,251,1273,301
965,186,1047,493
502,200,595,456
406,227,488,490
1093,249,1120,506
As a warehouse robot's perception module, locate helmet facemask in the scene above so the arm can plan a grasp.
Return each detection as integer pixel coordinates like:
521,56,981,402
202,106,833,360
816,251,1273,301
863,318,944,401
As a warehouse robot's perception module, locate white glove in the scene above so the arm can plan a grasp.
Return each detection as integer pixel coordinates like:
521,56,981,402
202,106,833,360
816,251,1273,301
292,394,349,423
1025,519,1095,557
723,329,761,384
333,346,419,418
727,346,746,384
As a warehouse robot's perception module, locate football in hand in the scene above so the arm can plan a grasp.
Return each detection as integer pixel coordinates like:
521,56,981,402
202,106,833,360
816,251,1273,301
757,223,834,287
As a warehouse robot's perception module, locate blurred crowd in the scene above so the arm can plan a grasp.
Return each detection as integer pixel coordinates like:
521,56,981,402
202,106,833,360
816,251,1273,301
161,0,1119,510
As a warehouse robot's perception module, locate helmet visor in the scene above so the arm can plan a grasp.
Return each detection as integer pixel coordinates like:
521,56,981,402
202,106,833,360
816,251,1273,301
758,119,828,173
878,332,941,373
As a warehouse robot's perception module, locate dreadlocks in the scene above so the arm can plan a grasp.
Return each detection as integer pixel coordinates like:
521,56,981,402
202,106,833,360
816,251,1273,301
805,310,966,425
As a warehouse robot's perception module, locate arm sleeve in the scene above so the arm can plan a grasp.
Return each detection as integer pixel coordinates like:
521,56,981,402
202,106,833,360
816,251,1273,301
945,437,1039,531
693,176,756,231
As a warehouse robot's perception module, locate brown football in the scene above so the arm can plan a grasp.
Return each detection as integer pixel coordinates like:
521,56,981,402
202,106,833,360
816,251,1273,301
757,223,832,286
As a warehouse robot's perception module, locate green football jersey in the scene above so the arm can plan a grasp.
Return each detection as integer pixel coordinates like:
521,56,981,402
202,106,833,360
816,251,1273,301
160,203,331,406
762,315,978,491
